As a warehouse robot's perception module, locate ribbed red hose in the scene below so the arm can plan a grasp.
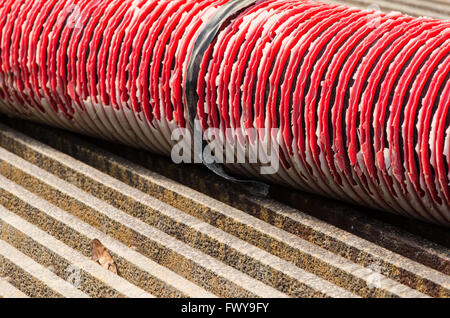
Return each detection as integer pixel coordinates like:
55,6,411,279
0,0,448,226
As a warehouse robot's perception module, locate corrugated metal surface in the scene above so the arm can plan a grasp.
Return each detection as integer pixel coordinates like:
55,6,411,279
0,0,449,298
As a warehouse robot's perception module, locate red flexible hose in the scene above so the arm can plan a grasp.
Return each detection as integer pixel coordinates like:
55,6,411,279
0,0,448,226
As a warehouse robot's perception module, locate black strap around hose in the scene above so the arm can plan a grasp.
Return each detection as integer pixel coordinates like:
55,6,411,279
185,0,270,196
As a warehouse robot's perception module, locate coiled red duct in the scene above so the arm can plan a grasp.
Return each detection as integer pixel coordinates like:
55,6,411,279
0,0,448,226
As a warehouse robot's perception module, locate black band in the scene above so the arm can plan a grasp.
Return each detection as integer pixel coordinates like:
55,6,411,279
185,0,270,196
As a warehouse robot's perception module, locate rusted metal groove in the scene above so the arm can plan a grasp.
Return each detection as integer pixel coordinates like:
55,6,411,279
0,117,448,298
0,239,90,298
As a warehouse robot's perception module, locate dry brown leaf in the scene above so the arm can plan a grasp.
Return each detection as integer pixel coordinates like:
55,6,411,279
91,239,118,275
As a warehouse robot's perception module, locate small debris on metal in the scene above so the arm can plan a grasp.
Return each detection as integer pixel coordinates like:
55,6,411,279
91,239,118,275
